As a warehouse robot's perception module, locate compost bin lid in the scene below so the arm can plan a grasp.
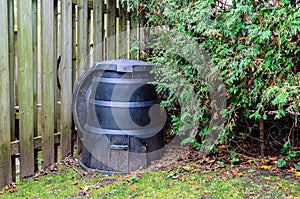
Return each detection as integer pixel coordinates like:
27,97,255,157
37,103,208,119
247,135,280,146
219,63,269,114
93,59,154,73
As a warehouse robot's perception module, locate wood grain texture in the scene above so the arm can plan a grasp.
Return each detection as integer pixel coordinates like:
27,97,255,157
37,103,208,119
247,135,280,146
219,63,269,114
0,0,12,187
107,0,116,60
60,0,73,159
130,15,139,60
119,2,128,59
8,0,16,182
41,0,56,169
93,0,104,61
78,0,89,75
18,0,35,179
77,0,90,154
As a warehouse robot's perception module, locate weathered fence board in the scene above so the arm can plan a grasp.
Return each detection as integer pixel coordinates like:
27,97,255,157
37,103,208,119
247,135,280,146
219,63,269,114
119,2,128,59
107,0,116,60
41,0,56,169
93,0,104,61
0,0,133,188
78,0,89,75
0,0,12,188
76,0,90,154
32,0,38,140
72,0,93,8
130,15,139,60
54,0,59,149
32,0,39,172
72,3,77,84
60,0,73,158
8,0,16,141
18,0,36,179
8,0,16,182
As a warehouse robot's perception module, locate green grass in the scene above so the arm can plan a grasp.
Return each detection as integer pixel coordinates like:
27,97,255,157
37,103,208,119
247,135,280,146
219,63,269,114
1,164,299,199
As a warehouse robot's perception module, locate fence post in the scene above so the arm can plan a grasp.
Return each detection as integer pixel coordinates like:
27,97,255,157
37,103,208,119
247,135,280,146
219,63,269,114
41,0,56,169
18,0,35,179
60,0,73,158
0,0,12,188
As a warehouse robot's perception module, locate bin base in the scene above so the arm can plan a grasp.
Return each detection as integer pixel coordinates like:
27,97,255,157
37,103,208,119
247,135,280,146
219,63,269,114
79,131,164,173
79,158,125,175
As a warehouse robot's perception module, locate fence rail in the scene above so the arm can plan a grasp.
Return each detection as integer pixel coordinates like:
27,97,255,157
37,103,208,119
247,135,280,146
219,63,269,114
0,0,139,188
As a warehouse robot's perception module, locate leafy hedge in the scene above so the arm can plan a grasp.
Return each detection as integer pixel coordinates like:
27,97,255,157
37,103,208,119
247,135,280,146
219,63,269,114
123,0,300,150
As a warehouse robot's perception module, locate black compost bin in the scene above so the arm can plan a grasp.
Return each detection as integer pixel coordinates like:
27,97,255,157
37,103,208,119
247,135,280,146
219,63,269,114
72,59,165,173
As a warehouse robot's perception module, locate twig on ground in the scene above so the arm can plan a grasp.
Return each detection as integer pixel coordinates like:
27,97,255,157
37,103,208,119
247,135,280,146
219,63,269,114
62,160,85,178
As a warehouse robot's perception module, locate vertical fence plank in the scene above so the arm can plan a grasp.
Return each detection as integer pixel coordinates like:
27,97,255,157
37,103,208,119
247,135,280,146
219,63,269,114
8,0,16,140
119,2,128,59
77,0,89,154
54,0,59,157
72,4,77,84
0,0,12,188
107,0,116,60
32,0,38,137
8,0,16,182
78,0,89,75
18,0,35,179
41,0,55,169
130,15,139,60
93,0,103,61
60,0,73,158
88,8,92,66
71,4,77,155
32,0,39,172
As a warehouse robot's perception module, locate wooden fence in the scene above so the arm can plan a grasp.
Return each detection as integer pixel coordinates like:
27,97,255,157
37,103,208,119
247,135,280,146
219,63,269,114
0,0,140,188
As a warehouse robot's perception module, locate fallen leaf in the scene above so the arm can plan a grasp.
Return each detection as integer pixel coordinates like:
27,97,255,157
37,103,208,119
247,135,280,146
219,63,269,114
289,168,297,173
83,185,90,192
219,177,227,182
218,145,227,149
181,176,187,182
129,184,136,192
295,172,300,177
182,166,192,171
264,177,271,181
260,165,271,170
5,184,16,193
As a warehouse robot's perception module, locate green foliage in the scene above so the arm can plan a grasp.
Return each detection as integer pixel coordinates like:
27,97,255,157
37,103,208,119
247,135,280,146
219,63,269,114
295,162,300,171
230,151,240,164
288,150,297,158
280,140,291,154
276,150,297,168
276,158,286,168
123,0,300,151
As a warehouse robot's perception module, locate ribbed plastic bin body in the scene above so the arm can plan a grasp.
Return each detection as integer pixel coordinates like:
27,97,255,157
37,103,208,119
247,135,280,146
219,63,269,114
72,59,164,173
